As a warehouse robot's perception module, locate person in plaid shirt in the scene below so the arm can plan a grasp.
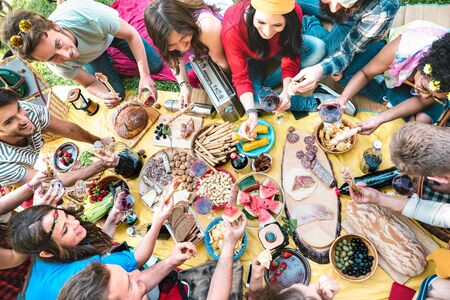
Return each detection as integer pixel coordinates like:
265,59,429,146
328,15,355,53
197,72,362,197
291,0,400,101
349,122,450,228
0,223,30,300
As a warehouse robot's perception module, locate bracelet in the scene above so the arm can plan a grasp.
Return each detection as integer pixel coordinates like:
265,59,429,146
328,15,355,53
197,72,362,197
26,181,35,192
246,108,258,116
179,81,189,88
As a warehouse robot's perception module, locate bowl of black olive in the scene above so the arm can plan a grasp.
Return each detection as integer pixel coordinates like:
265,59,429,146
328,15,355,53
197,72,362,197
329,234,378,282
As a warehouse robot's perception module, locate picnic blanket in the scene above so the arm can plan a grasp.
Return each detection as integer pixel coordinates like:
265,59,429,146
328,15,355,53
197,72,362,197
44,88,448,300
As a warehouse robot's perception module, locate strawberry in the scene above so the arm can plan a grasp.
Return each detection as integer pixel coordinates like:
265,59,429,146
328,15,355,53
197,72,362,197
56,150,63,157
269,275,277,283
282,251,292,259
87,188,93,195
269,261,278,271
89,196,97,202
60,159,67,166
274,269,282,276
64,152,72,158
280,262,287,270
97,195,103,201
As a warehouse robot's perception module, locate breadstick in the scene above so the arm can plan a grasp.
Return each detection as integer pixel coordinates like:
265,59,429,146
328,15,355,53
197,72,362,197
195,141,218,162
95,73,117,94
166,102,194,125
198,125,216,140
204,142,228,151
203,125,234,142
204,130,233,143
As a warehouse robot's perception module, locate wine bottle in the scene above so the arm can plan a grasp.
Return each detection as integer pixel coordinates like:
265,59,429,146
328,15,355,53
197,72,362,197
337,167,400,195
230,152,250,174
360,140,383,174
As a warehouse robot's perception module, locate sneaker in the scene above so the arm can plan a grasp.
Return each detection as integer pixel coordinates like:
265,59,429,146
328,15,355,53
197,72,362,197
313,83,357,116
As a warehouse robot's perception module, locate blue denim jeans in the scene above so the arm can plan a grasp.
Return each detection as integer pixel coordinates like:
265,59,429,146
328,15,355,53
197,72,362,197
248,35,326,106
84,37,163,99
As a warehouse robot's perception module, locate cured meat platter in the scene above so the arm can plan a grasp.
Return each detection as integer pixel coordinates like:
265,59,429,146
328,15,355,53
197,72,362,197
282,129,341,264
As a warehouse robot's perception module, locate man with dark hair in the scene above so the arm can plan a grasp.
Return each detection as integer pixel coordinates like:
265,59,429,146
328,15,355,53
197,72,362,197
291,0,400,107
0,89,116,190
59,217,247,300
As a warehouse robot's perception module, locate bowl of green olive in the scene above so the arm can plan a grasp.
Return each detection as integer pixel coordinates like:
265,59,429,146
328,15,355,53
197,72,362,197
329,234,378,282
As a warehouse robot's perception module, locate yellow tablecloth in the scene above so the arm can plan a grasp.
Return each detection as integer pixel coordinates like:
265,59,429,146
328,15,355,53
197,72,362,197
44,90,446,300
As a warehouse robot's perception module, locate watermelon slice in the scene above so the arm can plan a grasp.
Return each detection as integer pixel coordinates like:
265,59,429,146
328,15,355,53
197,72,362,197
222,204,242,223
237,191,252,205
254,196,282,215
243,205,257,220
257,208,275,226
260,178,279,198
238,175,259,192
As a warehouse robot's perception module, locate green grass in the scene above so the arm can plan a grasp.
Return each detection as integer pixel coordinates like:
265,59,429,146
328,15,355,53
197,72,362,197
2,0,448,92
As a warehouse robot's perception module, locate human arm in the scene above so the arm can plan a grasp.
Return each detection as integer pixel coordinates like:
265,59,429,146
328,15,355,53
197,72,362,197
198,14,229,70
140,242,197,292
114,19,157,99
102,206,125,238
0,247,28,269
72,69,122,108
172,58,191,109
45,115,101,144
276,77,293,112
248,258,265,296
133,178,181,266
207,215,247,300
357,95,433,135
237,92,258,140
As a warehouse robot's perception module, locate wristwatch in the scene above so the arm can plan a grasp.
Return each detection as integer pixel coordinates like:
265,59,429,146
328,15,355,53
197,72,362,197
246,108,258,116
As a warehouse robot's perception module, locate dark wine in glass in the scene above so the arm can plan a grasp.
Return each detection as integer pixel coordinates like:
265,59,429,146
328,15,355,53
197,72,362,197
258,87,280,112
392,175,417,196
319,103,342,123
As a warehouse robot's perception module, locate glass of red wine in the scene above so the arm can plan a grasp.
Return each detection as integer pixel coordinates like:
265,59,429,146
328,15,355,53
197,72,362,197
319,102,342,124
114,189,136,212
258,87,286,124
392,174,418,196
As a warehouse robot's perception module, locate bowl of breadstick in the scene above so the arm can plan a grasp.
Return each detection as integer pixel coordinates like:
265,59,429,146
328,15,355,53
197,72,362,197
191,122,238,168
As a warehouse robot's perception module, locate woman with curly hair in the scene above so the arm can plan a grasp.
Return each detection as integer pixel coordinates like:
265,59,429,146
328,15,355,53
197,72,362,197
8,188,175,300
144,0,230,108
333,21,449,135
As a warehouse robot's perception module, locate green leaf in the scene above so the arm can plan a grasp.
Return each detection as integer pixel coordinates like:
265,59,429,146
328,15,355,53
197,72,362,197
281,224,288,231
291,219,297,227
282,216,289,223
289,223,297,234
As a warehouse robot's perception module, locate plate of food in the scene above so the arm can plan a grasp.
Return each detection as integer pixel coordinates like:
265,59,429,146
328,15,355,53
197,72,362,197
165,201,204,245
53,142,78,172
265,248,311,288
236,120,275,158
229,173,285,229
196,168,235,209
204,217,247,260
315,119,357,154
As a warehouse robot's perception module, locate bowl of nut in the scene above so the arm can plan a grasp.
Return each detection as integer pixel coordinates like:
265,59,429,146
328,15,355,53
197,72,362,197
196,168,235,209
329,234,378,282
315,119,357,154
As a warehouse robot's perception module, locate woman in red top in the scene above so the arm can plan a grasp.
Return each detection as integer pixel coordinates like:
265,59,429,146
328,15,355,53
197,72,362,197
222,0,325,137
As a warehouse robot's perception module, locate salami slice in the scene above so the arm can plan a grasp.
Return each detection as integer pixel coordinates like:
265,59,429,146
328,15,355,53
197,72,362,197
296,150,305,159
304,136,316,145
306,144,317,153
301,157,312,169
287,133,300,143
305,151,316,162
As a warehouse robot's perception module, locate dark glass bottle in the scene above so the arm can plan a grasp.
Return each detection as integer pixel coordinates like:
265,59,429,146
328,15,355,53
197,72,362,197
360,141,382,174
337,167,400,195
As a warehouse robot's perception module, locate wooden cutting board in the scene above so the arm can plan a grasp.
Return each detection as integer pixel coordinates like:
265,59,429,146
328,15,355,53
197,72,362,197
99,105,159,148
342,214,439,284
282,129,341,264
151,115,203,149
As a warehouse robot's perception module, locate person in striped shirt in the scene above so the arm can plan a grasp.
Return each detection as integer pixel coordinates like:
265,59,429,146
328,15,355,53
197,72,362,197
0,89,117,200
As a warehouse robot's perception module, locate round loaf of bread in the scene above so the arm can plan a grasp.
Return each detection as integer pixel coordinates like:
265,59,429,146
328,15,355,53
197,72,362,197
112,102,149,139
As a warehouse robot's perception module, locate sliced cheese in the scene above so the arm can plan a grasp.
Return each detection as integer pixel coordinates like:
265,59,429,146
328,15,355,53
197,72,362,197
142,190,157,208
257,249,272,269
300,227,334,248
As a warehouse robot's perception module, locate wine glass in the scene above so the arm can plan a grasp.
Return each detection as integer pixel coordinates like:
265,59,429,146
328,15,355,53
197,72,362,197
392,174,418,196
319,102,342,124
258,87,286,124
114,189,135,212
